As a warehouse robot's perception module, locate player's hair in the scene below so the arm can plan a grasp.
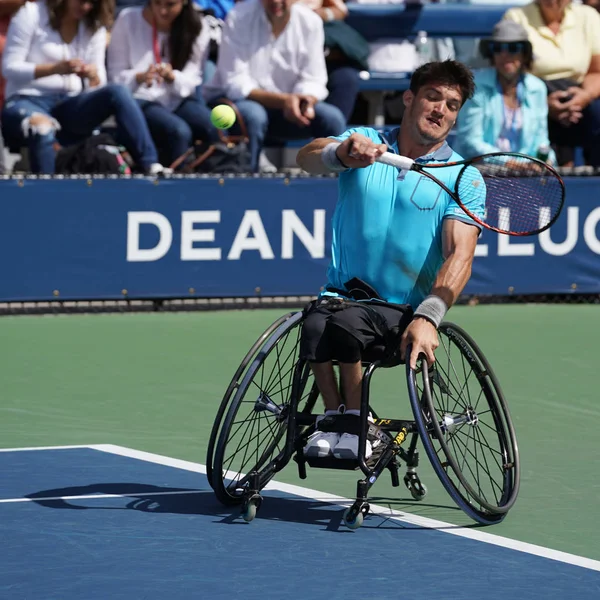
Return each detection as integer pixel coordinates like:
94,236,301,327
409,60,476,106
47,0,114,32
165,0,202,71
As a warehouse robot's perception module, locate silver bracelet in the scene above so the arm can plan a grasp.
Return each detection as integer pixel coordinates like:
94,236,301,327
414,295,448,329
321,142,350,173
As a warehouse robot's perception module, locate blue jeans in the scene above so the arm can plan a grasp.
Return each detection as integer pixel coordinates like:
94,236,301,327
326,65,360,122
137,96,219,167
1,84,158,173
221,99,346,172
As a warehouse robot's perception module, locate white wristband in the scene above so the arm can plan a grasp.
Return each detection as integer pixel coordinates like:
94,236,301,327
322,142,350,173
414,295,448,329
323,7,335,21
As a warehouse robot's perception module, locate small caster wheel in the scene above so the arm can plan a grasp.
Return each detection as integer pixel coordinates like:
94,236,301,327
343,507,364,530
241,493,262,522
343,503,369,529
404,473,428,501
242,503,257,522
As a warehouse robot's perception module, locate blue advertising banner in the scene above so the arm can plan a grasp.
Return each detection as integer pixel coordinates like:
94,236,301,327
0,176,598,302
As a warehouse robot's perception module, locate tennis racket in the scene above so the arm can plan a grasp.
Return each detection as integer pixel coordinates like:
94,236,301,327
375,151,565,236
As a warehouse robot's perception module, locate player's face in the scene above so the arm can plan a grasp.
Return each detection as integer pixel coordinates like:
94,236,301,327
262,0,290,19
404,84,462,144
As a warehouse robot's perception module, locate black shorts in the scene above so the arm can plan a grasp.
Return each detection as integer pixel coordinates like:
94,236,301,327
300,297,414,364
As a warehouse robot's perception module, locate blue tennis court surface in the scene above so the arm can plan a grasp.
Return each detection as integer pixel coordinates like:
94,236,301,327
2,445,599,600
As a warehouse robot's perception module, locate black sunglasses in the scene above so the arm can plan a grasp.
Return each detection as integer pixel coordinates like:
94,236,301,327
489,42,526,55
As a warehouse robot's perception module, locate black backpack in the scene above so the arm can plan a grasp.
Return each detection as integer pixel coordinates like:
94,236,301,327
55,133,131,175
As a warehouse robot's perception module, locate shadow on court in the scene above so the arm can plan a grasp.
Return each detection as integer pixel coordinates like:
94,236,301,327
25,483,469,532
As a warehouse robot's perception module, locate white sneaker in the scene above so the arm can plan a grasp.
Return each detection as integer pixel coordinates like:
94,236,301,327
147,163,173,176
333,433,373,460
258,151,277,173
304,431,340,458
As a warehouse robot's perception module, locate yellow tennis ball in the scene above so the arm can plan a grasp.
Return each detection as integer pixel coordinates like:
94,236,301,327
211,104,236,129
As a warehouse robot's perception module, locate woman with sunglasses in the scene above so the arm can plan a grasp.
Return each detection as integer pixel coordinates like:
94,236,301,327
107,0,218,168
454,20,554,163
504,0,600,167
1,0,164,174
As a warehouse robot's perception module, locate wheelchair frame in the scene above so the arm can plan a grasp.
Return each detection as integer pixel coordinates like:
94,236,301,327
208,311,520,529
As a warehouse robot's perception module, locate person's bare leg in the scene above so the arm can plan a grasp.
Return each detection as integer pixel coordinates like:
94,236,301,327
339,361,363,411
310,361,342,411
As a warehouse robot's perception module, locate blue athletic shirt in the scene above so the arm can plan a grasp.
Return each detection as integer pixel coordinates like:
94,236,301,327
324,126,486,308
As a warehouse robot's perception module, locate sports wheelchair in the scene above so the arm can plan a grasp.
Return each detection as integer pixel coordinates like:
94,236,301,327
207,311,520,529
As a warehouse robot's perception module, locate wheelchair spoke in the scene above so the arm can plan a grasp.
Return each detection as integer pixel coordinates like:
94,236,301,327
223,414,283,485
224,411,258,483
414,323,519,518
446,419,505,504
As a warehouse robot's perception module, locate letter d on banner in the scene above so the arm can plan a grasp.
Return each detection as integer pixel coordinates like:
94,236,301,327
127,212,173,262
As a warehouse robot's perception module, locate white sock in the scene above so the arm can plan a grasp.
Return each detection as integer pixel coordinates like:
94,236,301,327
346,409,360,417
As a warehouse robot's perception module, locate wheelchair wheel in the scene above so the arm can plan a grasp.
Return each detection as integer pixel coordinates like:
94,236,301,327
212,311,319,506
206,312,295,488
407,322,520,525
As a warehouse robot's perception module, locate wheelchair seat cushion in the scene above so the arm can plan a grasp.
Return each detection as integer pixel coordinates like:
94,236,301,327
300,297,413,365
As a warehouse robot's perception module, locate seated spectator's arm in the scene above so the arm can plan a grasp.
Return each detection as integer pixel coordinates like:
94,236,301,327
292,22,328,102
217,12,260,101
3,2,42,83
106,12,138,91
81,27,108,88
455,95,500,157
314,0,347,22
579,8,600,104
580,55,600,104
167,31,206,98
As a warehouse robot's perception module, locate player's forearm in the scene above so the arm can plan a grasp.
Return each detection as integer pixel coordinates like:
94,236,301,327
297,138,342,174
429,251,473,308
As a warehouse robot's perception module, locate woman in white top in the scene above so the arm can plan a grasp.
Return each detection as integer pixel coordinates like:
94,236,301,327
108,0,218,166
1,0,163,174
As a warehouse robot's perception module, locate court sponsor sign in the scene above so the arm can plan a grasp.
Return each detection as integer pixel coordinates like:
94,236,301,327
0,177,598,301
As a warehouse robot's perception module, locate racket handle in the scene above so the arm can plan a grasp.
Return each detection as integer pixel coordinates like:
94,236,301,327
376,152,414,170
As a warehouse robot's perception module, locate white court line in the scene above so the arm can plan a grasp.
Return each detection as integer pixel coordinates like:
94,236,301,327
0,444,91,452
0,490,202,504
2,443,599,573
88,443,600,573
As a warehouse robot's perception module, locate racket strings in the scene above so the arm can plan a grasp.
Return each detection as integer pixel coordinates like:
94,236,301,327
457,155,564,235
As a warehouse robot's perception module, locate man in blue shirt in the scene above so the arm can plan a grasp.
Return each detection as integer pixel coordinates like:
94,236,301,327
296,60,484,460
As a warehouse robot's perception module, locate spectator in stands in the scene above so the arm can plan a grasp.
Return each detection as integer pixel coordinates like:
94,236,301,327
298,0,361,123
1,0,165,174
454,20,554,162
204,0,346,172
504,0,600,166
0,0,25,109
0,0,30,173
108,0,219,168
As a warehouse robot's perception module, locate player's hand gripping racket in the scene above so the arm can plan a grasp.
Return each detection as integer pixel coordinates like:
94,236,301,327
375,151,565,236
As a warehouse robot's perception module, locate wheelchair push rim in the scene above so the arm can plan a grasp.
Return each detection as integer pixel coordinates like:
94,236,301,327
206,312,296,488
407,322,520,524
212,311,318,505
